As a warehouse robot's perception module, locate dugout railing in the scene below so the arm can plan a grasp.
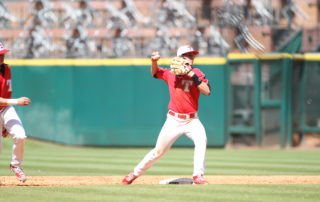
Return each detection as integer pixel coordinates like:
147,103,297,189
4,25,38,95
293,54,320,143
227,53,320,148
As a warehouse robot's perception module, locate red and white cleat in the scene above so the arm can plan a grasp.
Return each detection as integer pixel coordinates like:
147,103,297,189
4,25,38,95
122,172,138,184
10,164,27,182
193,175,209,184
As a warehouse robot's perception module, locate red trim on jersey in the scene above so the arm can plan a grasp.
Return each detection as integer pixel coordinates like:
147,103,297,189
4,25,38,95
155,67,208,114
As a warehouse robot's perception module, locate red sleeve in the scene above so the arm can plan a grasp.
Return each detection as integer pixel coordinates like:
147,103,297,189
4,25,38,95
154,67,169,81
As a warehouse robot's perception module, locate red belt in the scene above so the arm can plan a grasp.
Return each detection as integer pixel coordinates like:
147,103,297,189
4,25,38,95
168,110,196,119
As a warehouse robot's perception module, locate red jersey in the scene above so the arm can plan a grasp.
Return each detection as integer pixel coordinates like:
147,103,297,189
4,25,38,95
0,64,12,109
155,67,208,113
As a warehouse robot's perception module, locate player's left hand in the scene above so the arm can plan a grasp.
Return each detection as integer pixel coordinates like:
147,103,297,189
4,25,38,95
17,97,31,106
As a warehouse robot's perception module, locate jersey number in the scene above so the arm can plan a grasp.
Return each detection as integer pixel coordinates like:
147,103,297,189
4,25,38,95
181,80,193,92
7,80,12,92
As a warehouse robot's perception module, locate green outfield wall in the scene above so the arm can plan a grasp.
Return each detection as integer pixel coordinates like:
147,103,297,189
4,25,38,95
8,58,227,147
8,54,320,147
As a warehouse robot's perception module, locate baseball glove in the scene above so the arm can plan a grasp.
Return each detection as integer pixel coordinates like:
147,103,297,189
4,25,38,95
170,56,191,75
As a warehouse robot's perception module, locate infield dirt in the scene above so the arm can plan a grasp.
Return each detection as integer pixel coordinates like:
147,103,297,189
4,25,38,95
1,176,320,187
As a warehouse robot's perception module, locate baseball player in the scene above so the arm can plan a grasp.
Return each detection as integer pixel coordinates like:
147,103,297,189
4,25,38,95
0,42,31,182
122,45,211,184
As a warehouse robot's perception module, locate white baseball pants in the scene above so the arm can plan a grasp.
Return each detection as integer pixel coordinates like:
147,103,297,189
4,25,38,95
0,106,27,166
133,113,207,177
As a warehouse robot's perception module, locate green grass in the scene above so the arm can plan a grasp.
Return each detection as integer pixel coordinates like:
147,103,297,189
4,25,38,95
1,185,320,202
1,138,320,202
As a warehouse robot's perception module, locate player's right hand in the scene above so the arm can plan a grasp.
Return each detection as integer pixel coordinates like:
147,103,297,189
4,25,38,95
151,51,160,61
17,97,31,106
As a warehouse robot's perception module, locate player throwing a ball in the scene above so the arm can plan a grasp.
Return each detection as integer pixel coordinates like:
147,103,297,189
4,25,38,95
122,45,211,184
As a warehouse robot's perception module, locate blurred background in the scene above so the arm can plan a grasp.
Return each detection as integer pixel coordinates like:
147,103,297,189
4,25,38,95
0,0,319,149
1,0,320,58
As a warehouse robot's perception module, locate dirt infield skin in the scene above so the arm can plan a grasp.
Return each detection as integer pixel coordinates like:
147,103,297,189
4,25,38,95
1,176,320,187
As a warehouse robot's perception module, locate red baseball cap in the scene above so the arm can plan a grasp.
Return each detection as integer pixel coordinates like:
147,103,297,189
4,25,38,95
177,45,199,56
0,42,9,55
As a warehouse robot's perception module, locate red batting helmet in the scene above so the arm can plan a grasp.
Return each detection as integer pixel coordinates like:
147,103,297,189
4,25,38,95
0,42,9,55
